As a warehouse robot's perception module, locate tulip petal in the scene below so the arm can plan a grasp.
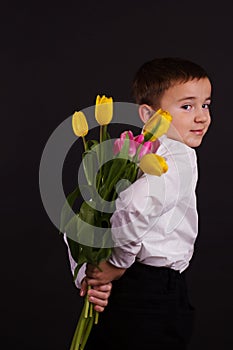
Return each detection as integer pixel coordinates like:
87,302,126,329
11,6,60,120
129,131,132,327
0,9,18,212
113,138,124,155
138,141,152,159
139,153,168,176
143,109,172,141
95,95,113,126
129,140,137,157
72,111,89,137
120,130,134,141
151,139,160,153
134,134,144,144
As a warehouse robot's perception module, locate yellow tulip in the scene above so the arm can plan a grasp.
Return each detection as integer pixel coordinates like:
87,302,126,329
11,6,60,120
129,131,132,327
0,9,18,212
95,95,113,126
72,111,89,137
143,108,172,141
139,153,168,176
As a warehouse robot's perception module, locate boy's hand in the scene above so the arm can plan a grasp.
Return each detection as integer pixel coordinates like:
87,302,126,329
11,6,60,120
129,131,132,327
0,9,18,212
85,260,126,285
80,278,112,313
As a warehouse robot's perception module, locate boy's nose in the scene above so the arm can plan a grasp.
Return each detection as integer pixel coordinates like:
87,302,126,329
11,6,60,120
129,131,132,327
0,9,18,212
194,109,209,123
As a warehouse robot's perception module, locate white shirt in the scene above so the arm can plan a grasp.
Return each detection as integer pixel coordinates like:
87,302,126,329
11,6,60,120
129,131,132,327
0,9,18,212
65,136,198,288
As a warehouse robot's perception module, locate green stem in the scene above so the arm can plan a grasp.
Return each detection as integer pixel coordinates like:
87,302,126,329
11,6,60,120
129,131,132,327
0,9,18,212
74,317,87,350
69,305,86,350
94,310,99,325
80,317,94,350
84,290,90,318
82,136,87,152
103,125,107,141
100,125,103,143
89,303,93,318
97,126,104,190
102,164,127,201
69,322,79,350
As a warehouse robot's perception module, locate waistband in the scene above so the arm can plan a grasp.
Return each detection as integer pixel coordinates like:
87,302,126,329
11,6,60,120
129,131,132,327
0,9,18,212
132,260,181,275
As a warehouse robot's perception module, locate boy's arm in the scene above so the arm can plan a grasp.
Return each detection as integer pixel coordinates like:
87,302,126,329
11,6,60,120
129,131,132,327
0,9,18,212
85,260,126,285
80,277,112,313
85,176,154,284
86,173,168,284
64,234,112,312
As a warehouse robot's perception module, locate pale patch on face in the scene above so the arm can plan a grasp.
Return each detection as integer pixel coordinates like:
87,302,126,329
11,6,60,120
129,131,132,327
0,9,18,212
160,78,212,148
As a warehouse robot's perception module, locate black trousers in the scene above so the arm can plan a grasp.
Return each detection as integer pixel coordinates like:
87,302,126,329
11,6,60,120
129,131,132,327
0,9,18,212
85,262,195,350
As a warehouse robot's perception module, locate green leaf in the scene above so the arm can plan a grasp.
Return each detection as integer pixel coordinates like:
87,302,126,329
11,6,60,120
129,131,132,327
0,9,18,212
76,201,97,247
100,158,128,200
66,236,80,261
100,159,114,184
118,134,130,158
60,186,81,234
97,247,112,264
81,140,99,187
97,214,113,247
86,139,99,150
82,152,95,186
64,212,79,238
73,249,88,281
79,201,96,224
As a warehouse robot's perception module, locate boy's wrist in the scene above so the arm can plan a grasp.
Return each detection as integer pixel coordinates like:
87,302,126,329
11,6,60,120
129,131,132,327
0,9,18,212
85,261,126,285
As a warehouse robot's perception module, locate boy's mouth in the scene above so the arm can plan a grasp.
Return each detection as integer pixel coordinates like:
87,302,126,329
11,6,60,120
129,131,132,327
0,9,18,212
190,129,204,135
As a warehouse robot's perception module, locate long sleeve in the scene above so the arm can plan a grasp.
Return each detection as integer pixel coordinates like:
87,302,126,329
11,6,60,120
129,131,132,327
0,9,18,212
109,172,168,268
109,136,198,272
63,233,86,289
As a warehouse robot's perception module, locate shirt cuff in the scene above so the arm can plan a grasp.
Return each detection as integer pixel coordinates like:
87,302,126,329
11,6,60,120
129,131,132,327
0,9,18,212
108,246,137,268
74,263,86,289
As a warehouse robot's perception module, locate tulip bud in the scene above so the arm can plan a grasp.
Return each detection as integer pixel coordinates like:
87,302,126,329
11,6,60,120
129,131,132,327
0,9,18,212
134,134,144,144
72,111,89,137
113,131,137,157
143,108,172,141
113,138,123,155
138,141,152,160
139,153,168,176
120,130,134,141
95,95,113,126
151,139,160,153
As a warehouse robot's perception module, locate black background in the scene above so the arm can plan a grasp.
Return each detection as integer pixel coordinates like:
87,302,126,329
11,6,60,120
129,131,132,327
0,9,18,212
1,1,233,349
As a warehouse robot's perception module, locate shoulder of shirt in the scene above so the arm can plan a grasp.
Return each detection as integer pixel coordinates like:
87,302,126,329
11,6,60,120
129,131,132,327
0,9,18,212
157,135,197,164
116,136,197,206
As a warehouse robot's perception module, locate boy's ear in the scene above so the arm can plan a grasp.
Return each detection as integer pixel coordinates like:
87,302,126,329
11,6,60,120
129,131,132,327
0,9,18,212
138,104,154,123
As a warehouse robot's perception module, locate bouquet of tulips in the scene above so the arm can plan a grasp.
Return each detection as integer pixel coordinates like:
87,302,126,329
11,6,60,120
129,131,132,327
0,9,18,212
60,95,172,350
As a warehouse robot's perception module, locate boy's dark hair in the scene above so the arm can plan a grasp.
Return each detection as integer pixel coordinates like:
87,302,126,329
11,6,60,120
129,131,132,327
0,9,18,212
132,57,209,108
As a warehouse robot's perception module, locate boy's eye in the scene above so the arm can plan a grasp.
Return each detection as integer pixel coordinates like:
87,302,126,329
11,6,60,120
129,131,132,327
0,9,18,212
181,105,192,110
202,103,210,109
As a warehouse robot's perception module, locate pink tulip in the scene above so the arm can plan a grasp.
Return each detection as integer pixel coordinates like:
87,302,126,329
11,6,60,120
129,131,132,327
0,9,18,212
134,134,144,144
113,130,137,157
120,130,134,141
138,139,161,160
113,138,124,155
129,140,137,156
138,141,152,159
113,131,161,159
151,139,160,153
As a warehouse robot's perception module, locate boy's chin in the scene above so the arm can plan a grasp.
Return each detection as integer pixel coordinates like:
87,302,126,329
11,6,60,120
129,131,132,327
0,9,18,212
185,136,204,148
167,134,204,148
167,127,206,148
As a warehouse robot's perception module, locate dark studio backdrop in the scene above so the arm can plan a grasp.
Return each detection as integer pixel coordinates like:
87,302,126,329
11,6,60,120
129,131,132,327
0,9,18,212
1,1,233,349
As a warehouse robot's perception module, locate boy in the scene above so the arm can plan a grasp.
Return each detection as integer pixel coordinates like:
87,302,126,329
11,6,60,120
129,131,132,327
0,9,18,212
67,57,212,349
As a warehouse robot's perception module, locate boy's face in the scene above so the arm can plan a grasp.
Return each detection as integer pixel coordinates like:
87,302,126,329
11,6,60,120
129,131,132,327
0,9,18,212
159,78,211,148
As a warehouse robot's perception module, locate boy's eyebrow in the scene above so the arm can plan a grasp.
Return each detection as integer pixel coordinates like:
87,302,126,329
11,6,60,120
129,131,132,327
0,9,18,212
177,96,212,102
